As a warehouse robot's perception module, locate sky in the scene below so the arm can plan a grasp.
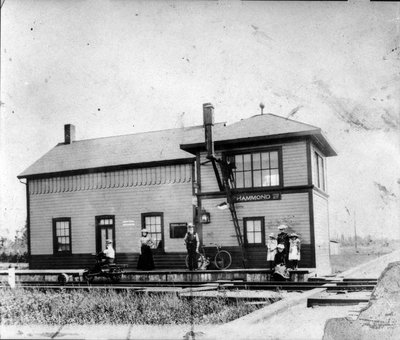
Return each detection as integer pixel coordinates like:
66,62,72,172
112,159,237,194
1,0,399,240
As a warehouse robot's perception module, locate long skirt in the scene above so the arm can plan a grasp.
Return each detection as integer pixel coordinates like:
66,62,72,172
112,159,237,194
137,245,155,270
273,264,290,281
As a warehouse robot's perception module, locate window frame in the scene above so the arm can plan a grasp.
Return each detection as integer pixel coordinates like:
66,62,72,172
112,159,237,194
243,217,266,247
225,147,283,191
141,212,165,253
95,215,116,254
52,217,72,255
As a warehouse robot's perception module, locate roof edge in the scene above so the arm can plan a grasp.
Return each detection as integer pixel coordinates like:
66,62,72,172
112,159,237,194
180,130,322,153
17,157,196,180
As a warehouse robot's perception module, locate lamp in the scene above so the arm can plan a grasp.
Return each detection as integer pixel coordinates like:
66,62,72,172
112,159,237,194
200,210,211,224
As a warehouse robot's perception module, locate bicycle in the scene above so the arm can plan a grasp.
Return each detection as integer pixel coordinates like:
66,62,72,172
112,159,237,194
185,243,232,270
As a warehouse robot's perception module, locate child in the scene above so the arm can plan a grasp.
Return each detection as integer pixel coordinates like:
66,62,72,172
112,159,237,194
266,233,277,270
288,233,301,270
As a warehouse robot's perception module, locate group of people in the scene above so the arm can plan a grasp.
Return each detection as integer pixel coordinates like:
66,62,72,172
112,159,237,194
97,223,301,278
267,224,301,280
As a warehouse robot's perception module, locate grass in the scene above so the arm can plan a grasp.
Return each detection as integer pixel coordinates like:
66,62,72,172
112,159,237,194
0,288,269,325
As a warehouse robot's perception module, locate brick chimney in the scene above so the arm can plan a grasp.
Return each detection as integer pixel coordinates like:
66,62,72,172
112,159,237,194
64,124,76,144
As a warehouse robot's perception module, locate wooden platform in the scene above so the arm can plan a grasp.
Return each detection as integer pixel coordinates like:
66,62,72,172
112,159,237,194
0,268,312,284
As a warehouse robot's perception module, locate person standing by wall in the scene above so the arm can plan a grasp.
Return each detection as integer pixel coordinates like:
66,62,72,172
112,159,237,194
137,228,155,270
266,233,277,270
288,233,301,269
277,224,290,264
184,223,199,271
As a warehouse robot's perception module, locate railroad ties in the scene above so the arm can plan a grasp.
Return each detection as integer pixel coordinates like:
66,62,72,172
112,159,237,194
306,277,377,308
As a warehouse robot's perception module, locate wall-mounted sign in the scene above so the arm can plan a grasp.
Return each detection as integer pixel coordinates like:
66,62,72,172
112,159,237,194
122,220,135,227
170,223,188,239
233,192,281,203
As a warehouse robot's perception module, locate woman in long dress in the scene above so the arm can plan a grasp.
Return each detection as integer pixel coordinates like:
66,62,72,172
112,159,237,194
273,244,290,281
266,233,277,270
288,233,301,269
137,228,155,270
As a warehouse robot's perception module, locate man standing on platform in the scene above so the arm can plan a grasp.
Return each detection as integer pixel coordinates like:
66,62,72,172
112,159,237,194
184,223,199,270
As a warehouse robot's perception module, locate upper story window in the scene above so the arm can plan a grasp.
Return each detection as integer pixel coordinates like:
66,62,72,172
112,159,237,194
228,149,281,189
314,152,325,191
53,218,71,254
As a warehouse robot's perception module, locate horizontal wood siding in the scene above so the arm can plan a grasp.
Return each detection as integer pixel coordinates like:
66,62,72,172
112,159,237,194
313,191,331,275
29,164,194,260
201,192,311,245
282,141,308,187
30,252,188,270
199,151,222,193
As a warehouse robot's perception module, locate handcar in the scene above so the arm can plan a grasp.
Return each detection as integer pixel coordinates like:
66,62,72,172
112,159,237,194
82,253,126,283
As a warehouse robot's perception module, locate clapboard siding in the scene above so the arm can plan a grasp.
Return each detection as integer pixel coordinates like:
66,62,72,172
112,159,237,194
29,252,188,270
313,190,331,274
200,192,311,247
282,141,308,187
198,151,222,193
199,141,308,193
29,165,194,258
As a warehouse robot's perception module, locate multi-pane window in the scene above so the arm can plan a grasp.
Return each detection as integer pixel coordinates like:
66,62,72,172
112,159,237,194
244,217,265,246
96,216,115,253
53,218,71,254
315,152,325,191
228,150,280,188
142,213,163,250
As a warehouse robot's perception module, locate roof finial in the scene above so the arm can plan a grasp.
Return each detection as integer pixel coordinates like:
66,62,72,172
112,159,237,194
259,102,265,115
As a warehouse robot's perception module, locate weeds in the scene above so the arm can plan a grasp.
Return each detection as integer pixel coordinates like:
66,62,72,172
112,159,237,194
0,288,265,325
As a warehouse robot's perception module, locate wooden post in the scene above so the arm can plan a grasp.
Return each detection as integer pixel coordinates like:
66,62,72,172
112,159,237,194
8,267,16,288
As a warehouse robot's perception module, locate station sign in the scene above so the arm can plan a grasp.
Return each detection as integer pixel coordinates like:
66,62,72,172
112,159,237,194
233,192,281,202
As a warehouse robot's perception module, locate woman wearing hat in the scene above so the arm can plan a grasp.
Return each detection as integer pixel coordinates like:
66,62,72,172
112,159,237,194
288,233,301,270
277,224,290,264
137,228,155,270
266,233,277,270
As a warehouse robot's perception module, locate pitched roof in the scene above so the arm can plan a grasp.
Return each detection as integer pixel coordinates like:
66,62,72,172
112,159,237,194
19,113,336,178
18,125,205,178
181,113,337,156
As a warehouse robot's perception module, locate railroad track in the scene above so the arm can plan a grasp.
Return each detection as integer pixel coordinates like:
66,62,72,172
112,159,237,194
1,279,377,293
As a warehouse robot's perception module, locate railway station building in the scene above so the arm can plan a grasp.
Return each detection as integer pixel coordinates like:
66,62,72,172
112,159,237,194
18,104,337,275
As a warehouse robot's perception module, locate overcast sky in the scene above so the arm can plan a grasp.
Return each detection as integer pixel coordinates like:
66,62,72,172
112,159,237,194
1,0,399,239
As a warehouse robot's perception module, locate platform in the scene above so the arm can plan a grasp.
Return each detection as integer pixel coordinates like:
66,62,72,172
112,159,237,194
0,268,312,284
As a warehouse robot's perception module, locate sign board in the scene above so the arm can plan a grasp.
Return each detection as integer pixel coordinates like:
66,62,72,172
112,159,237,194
170,223,188,238
233,192,281,203
122,220,135,227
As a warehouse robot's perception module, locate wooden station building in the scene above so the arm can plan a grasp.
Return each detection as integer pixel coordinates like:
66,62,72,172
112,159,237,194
18,104,337,275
